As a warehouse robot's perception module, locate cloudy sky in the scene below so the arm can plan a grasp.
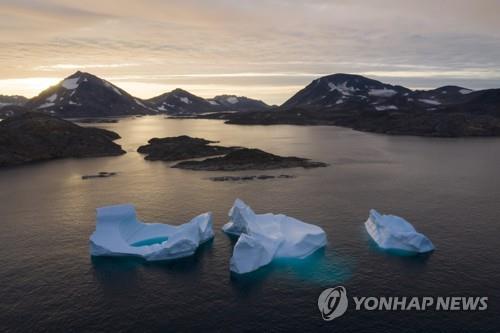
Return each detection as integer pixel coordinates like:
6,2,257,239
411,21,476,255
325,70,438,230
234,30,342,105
1,0,499,104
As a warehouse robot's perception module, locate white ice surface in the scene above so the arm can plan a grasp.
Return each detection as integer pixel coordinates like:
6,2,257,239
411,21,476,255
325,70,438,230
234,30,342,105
365,209,434,254
223,199,327,274
90,204,214,261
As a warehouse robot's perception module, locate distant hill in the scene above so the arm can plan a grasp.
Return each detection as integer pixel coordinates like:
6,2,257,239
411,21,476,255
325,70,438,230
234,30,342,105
145,88,214,115
207,95,270,111
146,91,271,114
0,105,30,119
0,95,28,107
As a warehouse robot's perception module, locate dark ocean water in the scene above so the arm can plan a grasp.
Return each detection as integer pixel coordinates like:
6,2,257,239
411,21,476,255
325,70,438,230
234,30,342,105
1,116,499,332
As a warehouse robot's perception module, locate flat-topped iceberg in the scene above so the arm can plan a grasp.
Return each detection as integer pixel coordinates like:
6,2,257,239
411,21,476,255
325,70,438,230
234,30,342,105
223,199,327,274
365,209,434,254
90,204,214,261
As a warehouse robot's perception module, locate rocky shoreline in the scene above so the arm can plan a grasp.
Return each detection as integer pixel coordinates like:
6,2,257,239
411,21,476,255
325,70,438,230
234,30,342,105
196,108,500,137
0,113,125,167
172,148,328,171
209,174,295,181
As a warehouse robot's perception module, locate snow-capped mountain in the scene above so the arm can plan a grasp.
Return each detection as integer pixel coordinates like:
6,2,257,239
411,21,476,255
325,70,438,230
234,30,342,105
281,73,411,110
207,95,270,111
145,88,214,115
280,73,499,114
26,71,154,117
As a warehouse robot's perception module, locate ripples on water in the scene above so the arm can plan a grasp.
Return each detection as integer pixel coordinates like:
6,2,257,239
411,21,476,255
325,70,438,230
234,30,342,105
0,116,499,331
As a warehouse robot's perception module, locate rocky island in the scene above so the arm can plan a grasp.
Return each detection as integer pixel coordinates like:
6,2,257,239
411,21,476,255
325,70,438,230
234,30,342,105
0,113,125,167
172,148,328,171
137,135,238,161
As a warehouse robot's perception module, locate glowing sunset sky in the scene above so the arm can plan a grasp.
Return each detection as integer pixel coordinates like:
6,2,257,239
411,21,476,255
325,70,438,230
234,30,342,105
1,0,499,104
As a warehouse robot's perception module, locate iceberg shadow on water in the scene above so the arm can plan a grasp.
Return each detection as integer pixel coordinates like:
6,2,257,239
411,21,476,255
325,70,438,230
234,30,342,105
229,247,353,294
365,236,434,262
90,239,215,294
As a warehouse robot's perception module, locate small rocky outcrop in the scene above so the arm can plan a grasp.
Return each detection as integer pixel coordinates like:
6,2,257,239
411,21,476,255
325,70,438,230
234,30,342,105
137,135,237,161
82,172,118,179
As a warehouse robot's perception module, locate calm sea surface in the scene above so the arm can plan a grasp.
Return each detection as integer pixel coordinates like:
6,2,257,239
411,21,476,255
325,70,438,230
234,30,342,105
1,116,499,332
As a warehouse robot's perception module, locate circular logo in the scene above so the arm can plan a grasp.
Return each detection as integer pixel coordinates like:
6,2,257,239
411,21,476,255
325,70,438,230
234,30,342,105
318,286,348,321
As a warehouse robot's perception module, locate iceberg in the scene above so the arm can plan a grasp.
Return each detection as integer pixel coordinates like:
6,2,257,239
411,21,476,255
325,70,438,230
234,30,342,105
365,209,434,254
223,199,327,274
90,204,214,261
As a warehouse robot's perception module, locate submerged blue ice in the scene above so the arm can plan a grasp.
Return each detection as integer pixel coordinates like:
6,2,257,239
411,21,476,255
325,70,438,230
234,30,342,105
365,209,434,254
90,204,214,260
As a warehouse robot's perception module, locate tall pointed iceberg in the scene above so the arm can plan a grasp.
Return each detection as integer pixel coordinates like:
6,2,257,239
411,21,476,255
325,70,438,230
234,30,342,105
223,199,327,274
365,209,434,254
90,204,214,261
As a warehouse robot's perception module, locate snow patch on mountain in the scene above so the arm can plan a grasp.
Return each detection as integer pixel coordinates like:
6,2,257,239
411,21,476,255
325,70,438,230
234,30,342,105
46,94,57,102
134,99,146,107
37,102,55,109
419,99,441,105
375,105,398,111
368,88,397,97
226,96,239,104
180,97,191,104
103,81,122,96
459,89,473,95
328,82,358,95
61,78,79,90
